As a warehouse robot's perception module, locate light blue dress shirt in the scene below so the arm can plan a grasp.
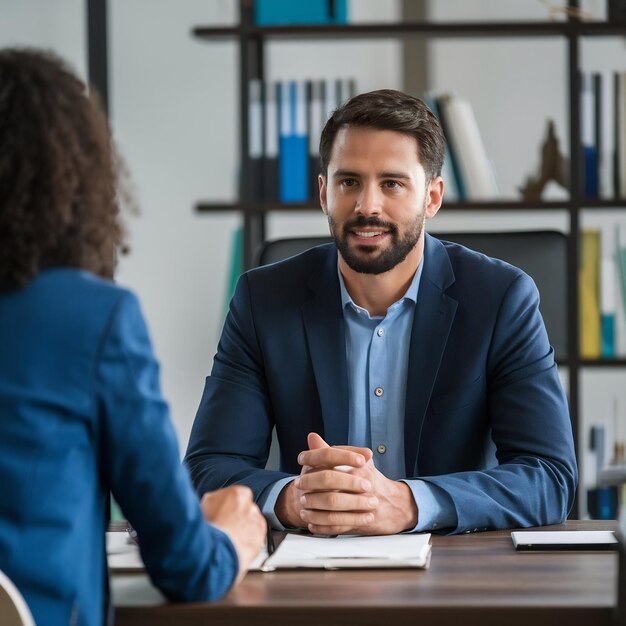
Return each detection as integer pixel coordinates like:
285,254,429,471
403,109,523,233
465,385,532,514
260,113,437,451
262,256,457,532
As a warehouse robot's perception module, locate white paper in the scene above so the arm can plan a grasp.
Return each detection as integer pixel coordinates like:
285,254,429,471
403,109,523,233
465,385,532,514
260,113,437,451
106,532,144,571
260,533,432,571
106,531,433,573
248,547,269,571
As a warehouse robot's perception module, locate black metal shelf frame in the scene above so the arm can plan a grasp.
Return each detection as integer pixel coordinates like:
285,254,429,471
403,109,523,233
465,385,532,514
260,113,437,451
192,20,626,40
193,0,626,517
196,200,626,214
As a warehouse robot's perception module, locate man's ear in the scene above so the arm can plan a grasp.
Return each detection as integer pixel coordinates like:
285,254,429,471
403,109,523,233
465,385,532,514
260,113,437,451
425,176,444,220
319,174,328,215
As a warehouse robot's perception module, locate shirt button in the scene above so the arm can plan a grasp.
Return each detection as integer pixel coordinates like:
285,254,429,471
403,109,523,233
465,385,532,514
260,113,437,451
377,328,384,337
374,387,384,397
377,444,386,454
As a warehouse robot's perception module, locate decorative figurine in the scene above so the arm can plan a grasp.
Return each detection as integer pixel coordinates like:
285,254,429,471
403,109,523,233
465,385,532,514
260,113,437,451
520,119,569,201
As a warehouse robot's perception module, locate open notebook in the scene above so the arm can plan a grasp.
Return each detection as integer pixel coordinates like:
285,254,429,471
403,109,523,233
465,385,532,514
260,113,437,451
106,531,432,573
252,533,432,571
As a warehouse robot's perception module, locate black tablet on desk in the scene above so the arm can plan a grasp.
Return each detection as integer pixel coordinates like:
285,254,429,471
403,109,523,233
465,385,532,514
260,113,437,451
511,530,618,551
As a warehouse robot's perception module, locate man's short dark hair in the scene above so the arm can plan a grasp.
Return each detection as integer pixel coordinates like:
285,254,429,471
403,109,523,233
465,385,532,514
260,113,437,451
319,89,445,182
0,48,127,290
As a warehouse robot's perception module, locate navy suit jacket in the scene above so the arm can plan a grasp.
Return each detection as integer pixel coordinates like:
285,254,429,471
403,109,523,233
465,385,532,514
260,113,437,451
0,269,238,626
186,234,577,533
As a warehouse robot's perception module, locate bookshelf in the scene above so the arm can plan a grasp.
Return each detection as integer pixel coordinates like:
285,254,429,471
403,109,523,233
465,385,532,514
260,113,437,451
192,0,626,517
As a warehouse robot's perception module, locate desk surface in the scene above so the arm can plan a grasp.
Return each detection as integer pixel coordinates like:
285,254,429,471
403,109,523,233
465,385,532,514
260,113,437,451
113,520,618,626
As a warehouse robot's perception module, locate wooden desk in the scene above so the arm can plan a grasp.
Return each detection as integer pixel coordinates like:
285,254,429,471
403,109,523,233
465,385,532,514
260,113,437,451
113,520,617,626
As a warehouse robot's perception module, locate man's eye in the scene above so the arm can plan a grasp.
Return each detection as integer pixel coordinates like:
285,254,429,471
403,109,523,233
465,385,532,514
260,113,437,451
340,179,357,188
384,180,401,189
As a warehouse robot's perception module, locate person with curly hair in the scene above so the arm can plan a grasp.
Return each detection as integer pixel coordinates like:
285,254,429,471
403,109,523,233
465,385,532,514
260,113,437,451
0,48,266,626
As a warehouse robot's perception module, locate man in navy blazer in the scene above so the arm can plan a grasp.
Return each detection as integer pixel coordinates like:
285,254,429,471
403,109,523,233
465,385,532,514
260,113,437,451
186,89,577,535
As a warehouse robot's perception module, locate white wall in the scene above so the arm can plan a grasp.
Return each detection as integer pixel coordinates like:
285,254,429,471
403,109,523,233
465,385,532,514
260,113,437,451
0,0,86,75
109,1,240,449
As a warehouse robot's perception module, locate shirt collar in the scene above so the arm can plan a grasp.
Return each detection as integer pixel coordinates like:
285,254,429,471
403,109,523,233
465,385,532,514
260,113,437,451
337,252,424,313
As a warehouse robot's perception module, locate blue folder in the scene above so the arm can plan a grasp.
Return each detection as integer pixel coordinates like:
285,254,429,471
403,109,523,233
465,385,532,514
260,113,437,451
255,0,347,25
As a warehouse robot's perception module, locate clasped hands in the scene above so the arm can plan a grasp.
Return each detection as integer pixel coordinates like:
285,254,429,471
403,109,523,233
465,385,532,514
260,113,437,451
276,433,418,535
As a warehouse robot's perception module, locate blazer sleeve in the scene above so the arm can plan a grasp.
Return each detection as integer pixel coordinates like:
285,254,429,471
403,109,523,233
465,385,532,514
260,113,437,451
419,272,578,534
185,274,294,501
96,291,238,602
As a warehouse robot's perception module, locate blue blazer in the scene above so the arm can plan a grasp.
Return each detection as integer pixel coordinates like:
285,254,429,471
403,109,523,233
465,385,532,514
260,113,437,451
186,234,577,534
0,269,238,626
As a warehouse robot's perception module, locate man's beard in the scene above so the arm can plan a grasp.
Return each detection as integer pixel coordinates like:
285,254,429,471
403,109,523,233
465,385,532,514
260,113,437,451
328,213,424,275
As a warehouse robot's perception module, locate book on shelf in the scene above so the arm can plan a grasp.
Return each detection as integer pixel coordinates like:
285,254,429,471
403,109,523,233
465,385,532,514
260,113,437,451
616,224,626,355
578,224,626,359
581,72,599,198
323,77,337,125
248,76,357,206
422,93,460,202
580,228,601,358
578,69,626,200
436,93,498,200
581,69,626,200
248,79,264,202
263,81,280,203
432,94,466,200
600,226,616,357
337,77,356,107
598,70,614,200
279,80,309,203
307,78,355,199
254,0,348,26
308,80,324,200
617,73,626,199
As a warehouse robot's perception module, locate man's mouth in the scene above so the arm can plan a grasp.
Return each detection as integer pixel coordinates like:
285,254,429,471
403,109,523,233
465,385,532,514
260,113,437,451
349,229,390,245
354,230,385,237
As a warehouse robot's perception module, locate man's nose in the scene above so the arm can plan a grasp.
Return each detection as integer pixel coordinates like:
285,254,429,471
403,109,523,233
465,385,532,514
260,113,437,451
354,184,382,216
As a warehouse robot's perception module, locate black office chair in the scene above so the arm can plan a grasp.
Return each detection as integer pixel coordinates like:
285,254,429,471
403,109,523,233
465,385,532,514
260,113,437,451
256,230,568,360
256,231,568,471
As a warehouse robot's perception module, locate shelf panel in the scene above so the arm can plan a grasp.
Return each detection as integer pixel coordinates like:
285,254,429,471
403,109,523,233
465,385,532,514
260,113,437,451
443,201,570,210
195,200,626,213
195,201,319,213
195,200,574,214
579,22,626,36
192,20,625,42
579,200,626,209
580,358,626,367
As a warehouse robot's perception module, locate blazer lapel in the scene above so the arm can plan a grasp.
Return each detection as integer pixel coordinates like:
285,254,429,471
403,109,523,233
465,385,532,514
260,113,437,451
404,234,458,476
302,246,350,445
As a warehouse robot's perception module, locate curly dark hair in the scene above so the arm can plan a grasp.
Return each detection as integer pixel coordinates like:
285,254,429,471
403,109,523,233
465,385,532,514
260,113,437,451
0,47,127,289
319,89,445,183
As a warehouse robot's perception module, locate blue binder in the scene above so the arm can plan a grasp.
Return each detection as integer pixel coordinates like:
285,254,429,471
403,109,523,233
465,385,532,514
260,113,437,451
255,0,347,25
279,81,308,203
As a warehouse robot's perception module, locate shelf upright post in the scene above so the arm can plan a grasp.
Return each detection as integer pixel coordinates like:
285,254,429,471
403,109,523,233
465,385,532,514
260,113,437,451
240,0,266,269
567,0,582,517
87,0,109,115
